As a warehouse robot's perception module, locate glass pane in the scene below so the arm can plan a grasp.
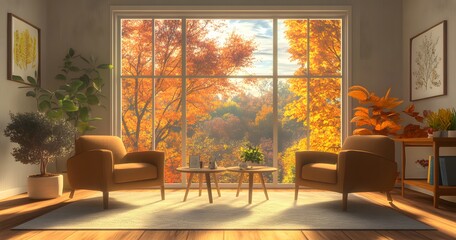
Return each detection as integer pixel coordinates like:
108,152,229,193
278,78,308,183
154,19,182,76
186,78,273,183
186,19,272,76
309,78,341,151
121,78,153,151
121,19,153,76
278,19,308,76
154,78,183,183
309,19,342,76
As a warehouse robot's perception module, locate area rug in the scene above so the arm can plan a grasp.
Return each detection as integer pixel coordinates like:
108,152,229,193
14,191,432,230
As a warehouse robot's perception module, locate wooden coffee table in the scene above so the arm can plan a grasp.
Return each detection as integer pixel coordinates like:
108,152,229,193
176,167,226,203
226,166,277,204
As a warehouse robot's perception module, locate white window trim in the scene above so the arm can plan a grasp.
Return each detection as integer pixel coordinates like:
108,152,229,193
110,6,352,188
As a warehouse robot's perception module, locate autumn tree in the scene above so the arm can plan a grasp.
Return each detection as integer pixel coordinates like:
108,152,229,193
280,19,342,183
121,19,255,182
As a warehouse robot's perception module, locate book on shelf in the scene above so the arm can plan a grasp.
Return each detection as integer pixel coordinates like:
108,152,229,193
427,156,432,184
428,156,442,185
439,156,456,186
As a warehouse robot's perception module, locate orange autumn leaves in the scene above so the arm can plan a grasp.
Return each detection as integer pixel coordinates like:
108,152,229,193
349,86,427,137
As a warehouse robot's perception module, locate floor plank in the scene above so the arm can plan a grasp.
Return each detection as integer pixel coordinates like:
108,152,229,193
62,230,144,240
415,230,456,240
302,230,351,240
224,230,260,240
0,230,41,240
187,230,224,240
256,230,307,240
139,230,188,240
343,230,389,240
377,230,432,240
27,230,76,240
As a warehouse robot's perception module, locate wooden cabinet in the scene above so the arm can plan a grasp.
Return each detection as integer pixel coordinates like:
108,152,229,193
395,137,456,208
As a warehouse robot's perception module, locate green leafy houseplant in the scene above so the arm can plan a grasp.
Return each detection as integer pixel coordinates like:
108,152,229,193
22,48,113,134
424,110,441,131
240,143,264,164
4,112,75,176
449,108,456,131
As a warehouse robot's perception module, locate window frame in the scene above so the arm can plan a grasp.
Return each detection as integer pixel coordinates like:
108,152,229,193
111,6,352,188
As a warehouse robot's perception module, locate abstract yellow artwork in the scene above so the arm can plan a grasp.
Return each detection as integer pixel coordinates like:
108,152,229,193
7,13,40,85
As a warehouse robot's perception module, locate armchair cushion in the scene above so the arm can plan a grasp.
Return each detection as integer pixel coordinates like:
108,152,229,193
302,163,337,184
114,163,158,183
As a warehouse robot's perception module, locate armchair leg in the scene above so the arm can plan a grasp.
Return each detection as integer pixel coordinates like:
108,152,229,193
294,184,299,200
160,185,165,200
69,189,75,199
103,191,109,209
386,191,393,203
342,192,348,211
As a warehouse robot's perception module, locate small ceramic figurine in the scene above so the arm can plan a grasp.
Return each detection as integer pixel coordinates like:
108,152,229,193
209,160,218,169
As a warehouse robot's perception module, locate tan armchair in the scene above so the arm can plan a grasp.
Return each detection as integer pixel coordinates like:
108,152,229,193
295,135,397,210
67,135,165,209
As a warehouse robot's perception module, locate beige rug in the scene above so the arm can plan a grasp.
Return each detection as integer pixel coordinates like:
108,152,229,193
15,190,432,230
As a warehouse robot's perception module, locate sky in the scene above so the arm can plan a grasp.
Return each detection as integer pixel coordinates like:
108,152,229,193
208,19,301,76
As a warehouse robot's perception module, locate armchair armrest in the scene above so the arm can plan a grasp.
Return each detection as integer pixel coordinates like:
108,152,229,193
124,151,165,182
67,149,114,191
295,151,338,182
337,150,397,192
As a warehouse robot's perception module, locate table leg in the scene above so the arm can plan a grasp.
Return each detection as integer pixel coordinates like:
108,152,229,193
205,173,213,203
401,142,406,197
184,173,194,202
260,173,269,200
199,173,203,197
433,144,440,208
236,172,244,197
248,172,254,204
212,173,221,197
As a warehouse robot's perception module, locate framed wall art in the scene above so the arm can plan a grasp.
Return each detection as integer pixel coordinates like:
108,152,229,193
7,13,41,85
410,20,446,101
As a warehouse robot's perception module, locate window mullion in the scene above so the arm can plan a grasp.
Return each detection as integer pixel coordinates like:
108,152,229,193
272,18,278,186
306,19,311,150
152,18,156,150
181,18,188,187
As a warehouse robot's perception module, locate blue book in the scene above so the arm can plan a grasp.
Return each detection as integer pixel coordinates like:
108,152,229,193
428,156,434,185
439,156,456,186
429,157,442,185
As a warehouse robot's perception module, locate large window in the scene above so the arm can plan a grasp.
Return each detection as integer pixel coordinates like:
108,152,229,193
113,9,349,186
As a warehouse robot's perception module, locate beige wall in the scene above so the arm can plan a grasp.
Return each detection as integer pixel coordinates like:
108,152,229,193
0,0,48,199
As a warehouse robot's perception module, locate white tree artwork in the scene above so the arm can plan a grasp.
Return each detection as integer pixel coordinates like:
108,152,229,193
410,21,446,101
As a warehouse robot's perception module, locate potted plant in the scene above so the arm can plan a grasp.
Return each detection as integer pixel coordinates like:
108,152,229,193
448,108,456,137
22,48,113,134
424,110,441,137
239,143,264,169
4,112,75,199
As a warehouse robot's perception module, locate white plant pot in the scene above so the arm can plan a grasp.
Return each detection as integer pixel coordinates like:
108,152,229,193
28,174,63,199
448,130,456,138
432,131,441,138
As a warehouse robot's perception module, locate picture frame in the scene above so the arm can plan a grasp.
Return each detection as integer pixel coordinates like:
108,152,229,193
189,155,200,168
7,13,41,85
410,20,446,101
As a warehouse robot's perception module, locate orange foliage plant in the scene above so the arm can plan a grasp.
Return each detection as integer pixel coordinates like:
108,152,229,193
348,86,427,137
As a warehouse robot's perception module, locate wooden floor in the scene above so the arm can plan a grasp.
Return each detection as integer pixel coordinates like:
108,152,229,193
0,188,455,240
